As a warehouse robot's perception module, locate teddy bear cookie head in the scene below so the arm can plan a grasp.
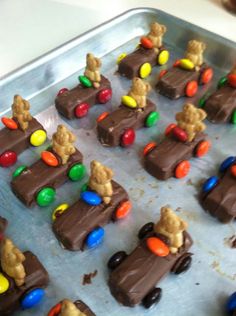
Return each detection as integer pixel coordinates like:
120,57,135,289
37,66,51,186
150,22,167,36
131,77,151,96
60,299,85,316
86,53,102,71
187,40,206,55
157,206,187,234
90,160,114,185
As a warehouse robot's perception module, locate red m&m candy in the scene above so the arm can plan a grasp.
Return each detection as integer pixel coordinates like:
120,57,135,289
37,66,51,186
0,151,17,168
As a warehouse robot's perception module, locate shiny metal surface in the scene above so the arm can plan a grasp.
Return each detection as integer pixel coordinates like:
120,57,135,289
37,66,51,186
0,8,236,316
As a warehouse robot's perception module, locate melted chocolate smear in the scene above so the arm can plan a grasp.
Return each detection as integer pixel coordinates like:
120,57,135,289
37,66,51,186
82,270,98,285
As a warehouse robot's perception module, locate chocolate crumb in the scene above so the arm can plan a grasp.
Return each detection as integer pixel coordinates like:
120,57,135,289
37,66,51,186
187,179,193,186
86,132,90,136
195,282,200,285
82,270,98,285
224,235,236,248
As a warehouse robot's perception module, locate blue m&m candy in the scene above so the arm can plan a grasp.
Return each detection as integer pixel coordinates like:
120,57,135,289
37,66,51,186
219,156,236,173
86,227,105,248
21,288,45,309
81,191,102,206
202,176,219,193
226,292,236,314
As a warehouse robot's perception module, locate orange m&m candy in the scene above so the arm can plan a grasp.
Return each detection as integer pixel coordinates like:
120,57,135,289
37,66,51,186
41,151,59,167
146,237,170,257
1,117,18,130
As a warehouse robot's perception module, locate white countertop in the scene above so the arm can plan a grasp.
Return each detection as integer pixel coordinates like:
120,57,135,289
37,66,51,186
0,0,235,77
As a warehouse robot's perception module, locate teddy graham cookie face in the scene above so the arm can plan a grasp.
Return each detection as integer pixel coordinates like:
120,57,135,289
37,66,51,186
52,160,132,251
107,206,193,309
143,103,210,180
55,53,112,120
97,77,159,147
156,39,214,100
117,21,169,79
11,125,86,207
0,95,47,168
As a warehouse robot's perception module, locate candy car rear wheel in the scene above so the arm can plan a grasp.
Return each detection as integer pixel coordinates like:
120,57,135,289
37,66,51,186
171,253,192,274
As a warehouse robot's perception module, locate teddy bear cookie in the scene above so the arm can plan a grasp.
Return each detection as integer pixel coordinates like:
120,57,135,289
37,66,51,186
0,95,47,168
107,206,193,309
0,218,49,315
143,103,211,180
11,124,86,207
96,77,160,147
48,299,96,316
156,39,214,100
199,63,236,123
117,21,169,79
52,160,131,251
55,53,112,120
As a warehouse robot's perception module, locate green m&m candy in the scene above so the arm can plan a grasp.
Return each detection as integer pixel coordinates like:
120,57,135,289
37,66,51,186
79,76,92,88
36,187,56,207
68,163,86,181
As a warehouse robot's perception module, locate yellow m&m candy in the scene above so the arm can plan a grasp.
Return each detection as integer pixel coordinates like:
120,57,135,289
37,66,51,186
0,273,9,294
30,130,47,147
139,62,152,78
52,203,69,221
179,59,195,70
121,96,137,109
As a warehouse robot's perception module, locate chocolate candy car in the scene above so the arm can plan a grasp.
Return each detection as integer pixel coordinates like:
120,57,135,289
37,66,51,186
143,130,209,180
11,125,86,207
55,53,112,119
97,78,159,147
157,62,213,100
117,22,169,79
48,299,96,316
0,95,46,168
199,72,236,123
52,160,131,251
201,156,236,223
156,40,213,99
0,219,49,315
107,207,193,309
143,104,210,180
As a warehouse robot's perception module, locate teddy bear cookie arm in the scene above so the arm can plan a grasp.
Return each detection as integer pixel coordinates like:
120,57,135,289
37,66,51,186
60,299,86,316
154,206,188,254
1,238,26,287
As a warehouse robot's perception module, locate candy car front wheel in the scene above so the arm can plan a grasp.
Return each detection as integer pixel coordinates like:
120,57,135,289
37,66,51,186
107,251,128,270
142,287,162,309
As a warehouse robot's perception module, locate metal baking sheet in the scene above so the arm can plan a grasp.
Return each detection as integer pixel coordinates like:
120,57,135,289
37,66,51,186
0,8,236,316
